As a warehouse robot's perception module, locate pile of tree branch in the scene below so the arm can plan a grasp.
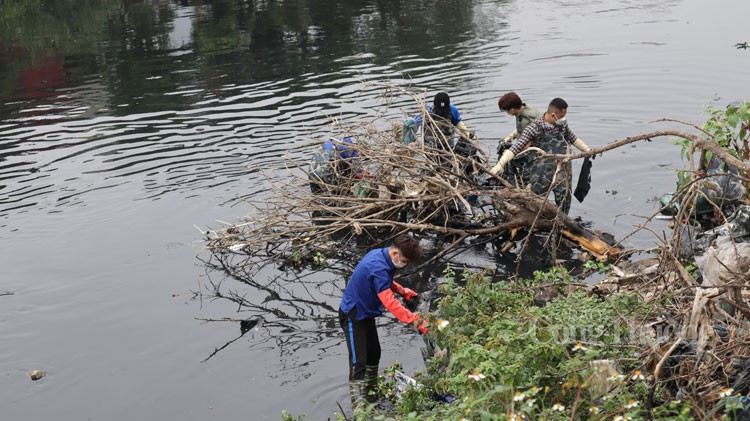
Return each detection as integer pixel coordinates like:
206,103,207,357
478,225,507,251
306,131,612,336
200,88,748,275
200,94,634,274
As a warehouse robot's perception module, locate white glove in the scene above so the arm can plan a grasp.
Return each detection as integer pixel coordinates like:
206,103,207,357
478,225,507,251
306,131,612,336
573,138,590,152
490,149,515,175
456,121,471,138
503,129,518,143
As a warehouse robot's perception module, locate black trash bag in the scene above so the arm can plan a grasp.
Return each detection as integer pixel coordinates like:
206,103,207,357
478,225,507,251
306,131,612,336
574,156,592,203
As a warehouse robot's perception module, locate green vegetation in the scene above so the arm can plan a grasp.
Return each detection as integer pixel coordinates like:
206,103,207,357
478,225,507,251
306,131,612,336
391,267,662,420
582,259,610,274
312,252,328,267
0,0,117,51
313,266,716,420
675,101,750,190
700,101,750,190
701,102,750,160
0,0,119,97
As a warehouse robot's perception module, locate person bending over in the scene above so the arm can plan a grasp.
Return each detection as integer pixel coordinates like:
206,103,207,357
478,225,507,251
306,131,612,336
339,234,428,413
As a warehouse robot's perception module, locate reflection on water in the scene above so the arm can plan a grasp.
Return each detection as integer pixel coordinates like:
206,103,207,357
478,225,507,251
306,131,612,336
196,231,555,387
0,0,484,115
1,0,491,221
196,236,440,362
2,0,750,419
197,259,345,382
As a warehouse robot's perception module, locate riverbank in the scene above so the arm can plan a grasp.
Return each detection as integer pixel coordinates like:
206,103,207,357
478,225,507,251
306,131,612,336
326,252,750,420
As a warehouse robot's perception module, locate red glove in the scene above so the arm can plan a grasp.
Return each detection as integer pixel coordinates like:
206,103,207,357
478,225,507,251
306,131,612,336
377,289,418,325
402,288,418,302
417,318,429,335
391,281,407,296
391,281,419,302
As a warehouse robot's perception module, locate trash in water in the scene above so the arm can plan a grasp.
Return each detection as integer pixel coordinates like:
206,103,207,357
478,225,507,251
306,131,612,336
239,319,259,334
26,370,45,381
394,367,455,404
394,370,422,400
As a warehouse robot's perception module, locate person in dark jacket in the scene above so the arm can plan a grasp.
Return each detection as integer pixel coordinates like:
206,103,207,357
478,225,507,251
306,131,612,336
490,97,591,214
339,234,428,412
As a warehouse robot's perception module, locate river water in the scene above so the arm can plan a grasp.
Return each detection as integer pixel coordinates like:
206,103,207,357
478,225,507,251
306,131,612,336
1,0,748,419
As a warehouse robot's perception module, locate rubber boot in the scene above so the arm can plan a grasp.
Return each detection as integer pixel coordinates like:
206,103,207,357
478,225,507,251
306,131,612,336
348,379,367,415
364,365,379,403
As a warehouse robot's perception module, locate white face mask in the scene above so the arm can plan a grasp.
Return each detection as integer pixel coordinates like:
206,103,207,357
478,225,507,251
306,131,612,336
393,252,407,268
555,116,567,126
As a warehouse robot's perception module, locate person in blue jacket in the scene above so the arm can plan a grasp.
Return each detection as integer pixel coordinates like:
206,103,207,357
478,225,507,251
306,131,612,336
339,234,428,412
412,92,473,147
308,136,363,194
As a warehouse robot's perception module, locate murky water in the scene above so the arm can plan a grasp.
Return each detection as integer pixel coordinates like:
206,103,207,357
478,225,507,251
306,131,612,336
1,0,748,419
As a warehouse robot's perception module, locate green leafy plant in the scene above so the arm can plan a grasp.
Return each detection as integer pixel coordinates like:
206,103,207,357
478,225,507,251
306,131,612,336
582,259,610,274
383,269,691,420
530,265,573,284
702,102,750,159
675,101,750,190
682,260,699,279
280,410,306,421
312,252,327,267
291,249,303,266
723,394,746,418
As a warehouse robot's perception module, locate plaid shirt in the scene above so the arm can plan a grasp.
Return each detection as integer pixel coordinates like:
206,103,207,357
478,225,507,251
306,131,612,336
510,115,577,155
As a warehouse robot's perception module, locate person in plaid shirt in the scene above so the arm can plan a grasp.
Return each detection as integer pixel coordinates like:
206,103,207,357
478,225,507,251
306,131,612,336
490,98,591,214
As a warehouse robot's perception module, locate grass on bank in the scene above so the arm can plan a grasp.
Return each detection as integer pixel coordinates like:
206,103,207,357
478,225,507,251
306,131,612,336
284,265,750,420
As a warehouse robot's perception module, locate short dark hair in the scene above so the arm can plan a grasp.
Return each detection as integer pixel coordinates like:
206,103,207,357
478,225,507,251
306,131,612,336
498,92,523,111
392,234,422,262
548,97,568,113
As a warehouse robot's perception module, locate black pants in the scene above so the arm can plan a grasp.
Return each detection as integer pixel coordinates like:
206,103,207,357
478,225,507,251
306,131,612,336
339,308,381,381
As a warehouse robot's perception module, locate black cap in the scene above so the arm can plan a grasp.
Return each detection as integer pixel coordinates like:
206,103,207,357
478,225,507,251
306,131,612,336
433,92,451,120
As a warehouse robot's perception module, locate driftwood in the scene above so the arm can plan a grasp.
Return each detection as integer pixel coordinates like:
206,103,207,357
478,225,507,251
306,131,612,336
201,93,631,273
199,95,750,277
593,194,750,418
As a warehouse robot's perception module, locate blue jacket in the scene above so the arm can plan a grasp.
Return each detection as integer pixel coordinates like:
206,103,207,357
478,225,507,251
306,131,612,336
339,248,395,320
323,137,359,160
414,104,463,127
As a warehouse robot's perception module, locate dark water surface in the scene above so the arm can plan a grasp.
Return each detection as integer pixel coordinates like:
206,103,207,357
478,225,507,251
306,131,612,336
1,0,748,419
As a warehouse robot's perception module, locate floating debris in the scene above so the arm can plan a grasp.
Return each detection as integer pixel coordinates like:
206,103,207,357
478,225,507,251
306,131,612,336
239,319,259,334
26,370,45,381
228,243,246,252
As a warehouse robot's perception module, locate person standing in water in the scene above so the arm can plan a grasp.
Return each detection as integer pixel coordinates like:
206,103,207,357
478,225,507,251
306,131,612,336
339,234,428,412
